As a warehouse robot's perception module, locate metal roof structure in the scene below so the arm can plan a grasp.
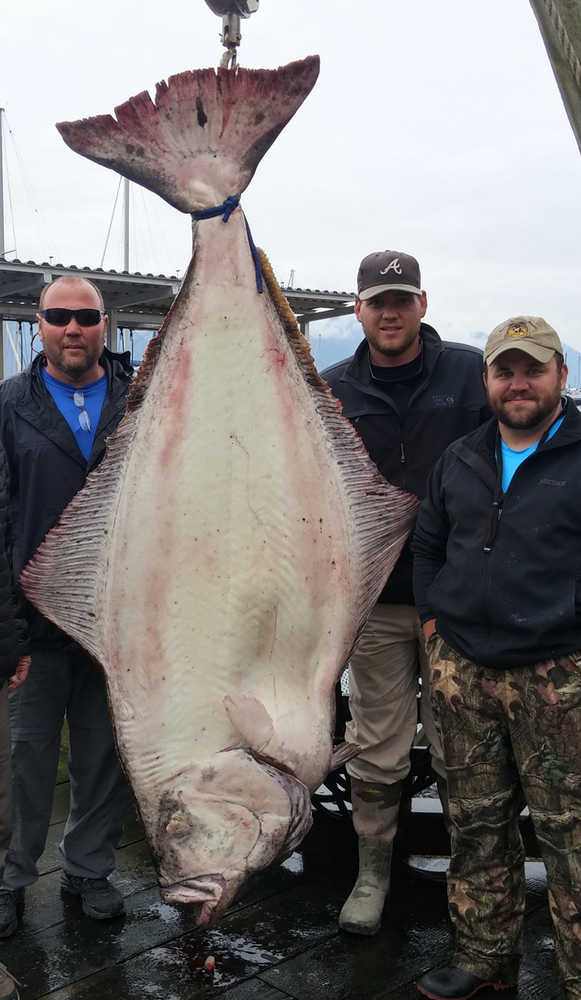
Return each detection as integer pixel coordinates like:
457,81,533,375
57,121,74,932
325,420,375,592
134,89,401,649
0,257,355,342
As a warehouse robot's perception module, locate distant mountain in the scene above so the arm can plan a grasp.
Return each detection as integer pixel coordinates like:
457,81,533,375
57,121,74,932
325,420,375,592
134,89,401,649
308,316,361,373
564,344,581,389
308,315,581,389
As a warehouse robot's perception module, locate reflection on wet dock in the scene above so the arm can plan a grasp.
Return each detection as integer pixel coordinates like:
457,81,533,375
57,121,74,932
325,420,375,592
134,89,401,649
0,751,565,999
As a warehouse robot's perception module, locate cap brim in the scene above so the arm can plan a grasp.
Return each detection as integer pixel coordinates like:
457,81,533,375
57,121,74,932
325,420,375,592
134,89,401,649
358,283,422,301
485,341,558,365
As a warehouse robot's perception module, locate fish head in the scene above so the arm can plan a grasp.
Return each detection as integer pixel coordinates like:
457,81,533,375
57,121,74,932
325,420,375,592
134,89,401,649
154,749,312,925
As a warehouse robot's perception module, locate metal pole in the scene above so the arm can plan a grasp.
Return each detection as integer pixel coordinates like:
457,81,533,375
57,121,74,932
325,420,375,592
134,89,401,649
107,309,119,352
529,0,581,156
123,178,130,272
0,107,5,260
0,108,5,377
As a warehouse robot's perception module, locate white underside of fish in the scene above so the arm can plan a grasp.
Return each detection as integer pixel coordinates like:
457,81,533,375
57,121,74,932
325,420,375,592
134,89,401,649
106,213,367,791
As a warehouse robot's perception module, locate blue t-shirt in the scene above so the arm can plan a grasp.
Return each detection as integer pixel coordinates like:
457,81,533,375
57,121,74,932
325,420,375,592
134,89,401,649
42,368,107,461
500,415,564,492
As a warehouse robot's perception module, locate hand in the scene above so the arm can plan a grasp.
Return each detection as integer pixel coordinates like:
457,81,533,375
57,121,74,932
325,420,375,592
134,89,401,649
422,619,437,643
7,655,31,692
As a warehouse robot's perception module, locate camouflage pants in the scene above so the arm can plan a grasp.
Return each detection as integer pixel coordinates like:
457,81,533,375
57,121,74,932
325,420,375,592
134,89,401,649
427,635,581,998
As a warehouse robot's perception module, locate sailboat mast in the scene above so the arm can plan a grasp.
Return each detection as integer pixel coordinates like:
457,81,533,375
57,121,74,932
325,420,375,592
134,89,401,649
0,107,5,260
123,177,129,272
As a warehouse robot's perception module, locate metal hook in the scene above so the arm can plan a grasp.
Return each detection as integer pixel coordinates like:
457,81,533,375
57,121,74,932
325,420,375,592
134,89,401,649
203,1,259,68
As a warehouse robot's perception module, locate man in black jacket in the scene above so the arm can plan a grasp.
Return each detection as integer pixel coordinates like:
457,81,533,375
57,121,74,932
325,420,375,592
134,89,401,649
323,250,488,936
0,276,134,938
0,442,30,998
414,317,581,1000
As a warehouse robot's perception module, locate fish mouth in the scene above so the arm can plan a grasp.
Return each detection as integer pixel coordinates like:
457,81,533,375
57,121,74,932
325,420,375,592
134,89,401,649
161,874,241,926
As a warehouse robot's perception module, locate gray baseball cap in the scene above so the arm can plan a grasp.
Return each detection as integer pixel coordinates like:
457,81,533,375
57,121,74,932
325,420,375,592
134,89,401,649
357,250,422,301
484,316,564,365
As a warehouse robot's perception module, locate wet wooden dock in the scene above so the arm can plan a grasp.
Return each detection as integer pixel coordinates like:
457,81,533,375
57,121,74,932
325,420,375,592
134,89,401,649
0,750,566,1000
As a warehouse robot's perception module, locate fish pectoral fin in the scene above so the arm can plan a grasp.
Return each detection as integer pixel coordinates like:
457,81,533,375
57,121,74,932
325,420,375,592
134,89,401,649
19,410,138,665
330,741,361,771
223,693,274,752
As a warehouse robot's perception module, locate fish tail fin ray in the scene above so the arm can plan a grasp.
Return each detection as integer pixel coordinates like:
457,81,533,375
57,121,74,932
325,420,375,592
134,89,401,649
19,412,139,663
258,249,420,640
56,58,320,213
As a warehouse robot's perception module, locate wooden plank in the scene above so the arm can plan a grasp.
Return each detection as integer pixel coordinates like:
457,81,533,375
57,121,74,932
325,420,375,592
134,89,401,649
7,874,346,999
220,981,294,1000
260,874,450,1000
520,904,565,999
260,926,450,1000
3,841,304,940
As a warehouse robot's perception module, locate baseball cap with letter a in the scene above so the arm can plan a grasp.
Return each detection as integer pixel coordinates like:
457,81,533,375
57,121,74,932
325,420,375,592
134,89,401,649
356,250,422,301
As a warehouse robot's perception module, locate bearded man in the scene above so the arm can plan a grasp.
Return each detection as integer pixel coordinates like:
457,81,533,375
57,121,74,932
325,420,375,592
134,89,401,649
413,317,581,1000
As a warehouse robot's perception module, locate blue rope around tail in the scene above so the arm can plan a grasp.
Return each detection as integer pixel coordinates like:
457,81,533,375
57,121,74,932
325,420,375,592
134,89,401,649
192,196,263,294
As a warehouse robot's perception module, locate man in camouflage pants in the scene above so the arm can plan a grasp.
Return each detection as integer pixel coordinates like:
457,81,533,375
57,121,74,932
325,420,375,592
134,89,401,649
413,317,581,999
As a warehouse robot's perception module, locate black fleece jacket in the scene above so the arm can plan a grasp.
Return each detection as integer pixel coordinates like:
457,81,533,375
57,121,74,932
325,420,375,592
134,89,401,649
0,440,29,682
413,400,581,668
0,348,133,646
323,325,489,603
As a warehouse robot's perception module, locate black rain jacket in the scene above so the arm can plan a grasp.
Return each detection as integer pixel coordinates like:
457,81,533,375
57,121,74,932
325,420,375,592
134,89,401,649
413,401,581,668
0,440,30,683
322,324,489,603
0,348,134,647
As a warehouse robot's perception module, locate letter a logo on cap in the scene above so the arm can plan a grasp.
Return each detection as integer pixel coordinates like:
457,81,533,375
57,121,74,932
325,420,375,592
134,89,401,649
379,258,403,276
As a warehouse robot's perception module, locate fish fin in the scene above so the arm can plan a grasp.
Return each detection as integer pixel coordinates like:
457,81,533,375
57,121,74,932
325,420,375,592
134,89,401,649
258,249,420,645
56,58,320,213
19,252,200,654
223,693,274,751
19,410,139,664
330,742,361,771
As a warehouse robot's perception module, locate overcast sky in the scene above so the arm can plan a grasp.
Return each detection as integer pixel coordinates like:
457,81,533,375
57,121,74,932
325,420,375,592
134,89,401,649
2,0,581,349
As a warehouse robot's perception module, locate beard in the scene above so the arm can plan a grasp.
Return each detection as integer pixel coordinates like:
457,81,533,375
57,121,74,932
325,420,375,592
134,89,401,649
48,342,102,379
367,327,420,360
491,389,562,430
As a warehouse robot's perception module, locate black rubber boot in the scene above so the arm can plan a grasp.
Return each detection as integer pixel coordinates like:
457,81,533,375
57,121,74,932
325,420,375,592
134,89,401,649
417,966,513,999
0,888,24,939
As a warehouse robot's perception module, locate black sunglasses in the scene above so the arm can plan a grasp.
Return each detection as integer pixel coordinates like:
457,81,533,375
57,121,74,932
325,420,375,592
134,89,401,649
39,308,104,327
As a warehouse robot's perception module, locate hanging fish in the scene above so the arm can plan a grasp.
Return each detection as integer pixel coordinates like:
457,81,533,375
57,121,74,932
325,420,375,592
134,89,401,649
21,57,418,926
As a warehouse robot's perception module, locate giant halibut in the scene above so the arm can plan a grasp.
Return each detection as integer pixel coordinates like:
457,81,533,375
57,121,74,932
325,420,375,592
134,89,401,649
22,58,418,925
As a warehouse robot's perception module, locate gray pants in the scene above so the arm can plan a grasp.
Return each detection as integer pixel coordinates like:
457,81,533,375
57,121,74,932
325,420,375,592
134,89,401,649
3,644,131,888
0,683,10,871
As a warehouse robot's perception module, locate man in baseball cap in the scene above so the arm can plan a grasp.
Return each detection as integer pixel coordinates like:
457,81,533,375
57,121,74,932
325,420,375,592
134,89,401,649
484,315,564,366
414,317,579,998
482,316,565,435
322,252,489,937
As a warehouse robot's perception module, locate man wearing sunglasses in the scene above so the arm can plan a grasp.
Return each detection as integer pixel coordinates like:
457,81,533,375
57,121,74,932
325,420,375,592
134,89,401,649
0,276,134,936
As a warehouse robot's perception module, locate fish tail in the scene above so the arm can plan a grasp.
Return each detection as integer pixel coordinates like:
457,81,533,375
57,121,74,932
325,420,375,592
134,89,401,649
56,57,320,213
